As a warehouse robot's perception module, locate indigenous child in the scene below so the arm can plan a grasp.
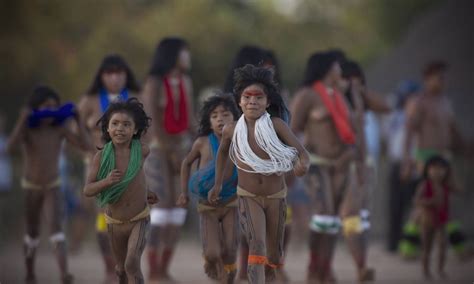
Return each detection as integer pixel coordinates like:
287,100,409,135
211,64,310,283
414,156,455,280
178,94,240,283
7,86,92,284
78,54,141,282
83,98,158,284
142,37,195,281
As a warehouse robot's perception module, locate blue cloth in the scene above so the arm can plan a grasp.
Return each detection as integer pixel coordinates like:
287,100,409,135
188,133,237,203
100,88,129,113
27,103,76,128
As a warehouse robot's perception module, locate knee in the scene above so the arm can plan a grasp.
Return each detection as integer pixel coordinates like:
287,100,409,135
124,255,141,276
203,247,221,262
248,239,265,256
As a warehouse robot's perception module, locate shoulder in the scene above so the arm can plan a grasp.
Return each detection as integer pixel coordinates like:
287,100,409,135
194,136,208,147
270,116,286,127
140,143,150,158
92,150,103,164
293,86,314,100
78,95,96,110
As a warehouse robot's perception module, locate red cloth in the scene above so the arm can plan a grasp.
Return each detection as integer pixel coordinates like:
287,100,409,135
313,81,356,145
423,180,449,227
163,76,189,134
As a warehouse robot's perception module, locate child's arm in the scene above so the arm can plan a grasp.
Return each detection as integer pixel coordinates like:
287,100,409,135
414,181,435,207
272,118,310,177
83,151,122,197
141,143,159,204
6,107,30,153
208,123,234,204
177,138,203,207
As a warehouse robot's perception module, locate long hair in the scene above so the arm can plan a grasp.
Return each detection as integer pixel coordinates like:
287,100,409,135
233,64,289,121
301,51,340,86
96,98,151,143
197,93,240,136
341,60,367,109
148,37,188,77
263,49,283,87
86,54,140,95
223,45,267,93
28,85,60,109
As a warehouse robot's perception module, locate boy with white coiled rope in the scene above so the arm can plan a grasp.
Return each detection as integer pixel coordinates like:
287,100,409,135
209,64,310,284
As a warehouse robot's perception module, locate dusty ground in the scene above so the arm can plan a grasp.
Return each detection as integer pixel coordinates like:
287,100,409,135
1,239,473,284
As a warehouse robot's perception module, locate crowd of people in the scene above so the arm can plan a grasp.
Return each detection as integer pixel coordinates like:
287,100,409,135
3,36,472,284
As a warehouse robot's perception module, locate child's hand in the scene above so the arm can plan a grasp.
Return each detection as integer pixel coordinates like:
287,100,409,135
176,193,190,207
147,190,159,205
106,169,122,186
294,157,309,177
208,186,222,205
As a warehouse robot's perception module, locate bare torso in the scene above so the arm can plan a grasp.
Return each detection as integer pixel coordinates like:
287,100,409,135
22,125,64,184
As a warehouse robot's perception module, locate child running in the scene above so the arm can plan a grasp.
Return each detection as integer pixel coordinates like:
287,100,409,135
7,86,92,284
210,64,310,283
178,94,241,283
414,155,456,280
83,98,158,284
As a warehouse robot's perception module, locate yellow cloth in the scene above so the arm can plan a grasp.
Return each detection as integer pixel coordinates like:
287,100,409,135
223,263,237,273
342,215,363,236
21,177,61,191
309,154,334,166
237,186,287,199
95,213,107,232
104,206,150,225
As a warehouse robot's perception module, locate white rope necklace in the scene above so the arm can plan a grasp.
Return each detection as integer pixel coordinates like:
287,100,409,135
230,112,298,175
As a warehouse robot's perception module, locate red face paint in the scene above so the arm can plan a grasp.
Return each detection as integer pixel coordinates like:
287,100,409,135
243,90,265,97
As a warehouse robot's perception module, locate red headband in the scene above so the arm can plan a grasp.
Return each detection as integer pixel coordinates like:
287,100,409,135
243,90,265,97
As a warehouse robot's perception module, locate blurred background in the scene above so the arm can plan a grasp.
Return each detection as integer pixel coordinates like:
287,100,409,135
1,0,473,282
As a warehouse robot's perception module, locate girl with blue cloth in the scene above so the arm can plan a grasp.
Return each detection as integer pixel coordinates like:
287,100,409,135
177,94,240,283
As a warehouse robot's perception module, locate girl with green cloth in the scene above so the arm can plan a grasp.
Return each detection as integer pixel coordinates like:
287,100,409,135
84,98,158,284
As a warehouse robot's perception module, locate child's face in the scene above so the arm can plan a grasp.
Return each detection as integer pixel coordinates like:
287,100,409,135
210,105,234,136
107,112,137,145
427,163,447,182
102,69,127,94
239,84,269,120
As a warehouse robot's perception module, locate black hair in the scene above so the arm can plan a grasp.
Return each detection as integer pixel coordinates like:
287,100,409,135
28,85,61,109
341,60,368,109
198,93,240,136
97,98,151,143
223,45,267,93
87,54,140,95
423,60,448,78
327,48,347,65
302,51,340,86
148,37,188,77
233,64,289,120
263,49,283,87
423,155,451,184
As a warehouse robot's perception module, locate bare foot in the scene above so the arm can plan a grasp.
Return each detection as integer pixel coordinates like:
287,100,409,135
358,267,375,283
25,274,36,284
438,270,448,279
62,273,74,284
205,260,219,280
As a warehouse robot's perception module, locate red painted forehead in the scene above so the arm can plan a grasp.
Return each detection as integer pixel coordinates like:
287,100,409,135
243,90,265,96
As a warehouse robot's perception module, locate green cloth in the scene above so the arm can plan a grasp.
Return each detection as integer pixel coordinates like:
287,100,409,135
96,139,142,207
414,148,440,163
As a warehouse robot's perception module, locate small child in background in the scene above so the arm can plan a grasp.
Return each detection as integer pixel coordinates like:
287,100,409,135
414,155,456,280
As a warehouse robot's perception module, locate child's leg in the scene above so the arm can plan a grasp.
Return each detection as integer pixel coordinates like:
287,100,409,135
24,190,45,282
108,223,131,284
421,223,435,279
124,219,149,284
96,211,116,282
200,210,223,280
45,187,73,283
437,227,448,278
265,198,287,282
221,207,239,283
238,235,249,280
238,196,266,284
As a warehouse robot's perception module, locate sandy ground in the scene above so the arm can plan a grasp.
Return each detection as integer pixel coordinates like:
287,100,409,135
1,238,473,284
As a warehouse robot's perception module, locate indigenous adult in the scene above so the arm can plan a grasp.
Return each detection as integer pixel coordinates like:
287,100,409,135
291,51,374,283
142,37,195,282
78,54,141,283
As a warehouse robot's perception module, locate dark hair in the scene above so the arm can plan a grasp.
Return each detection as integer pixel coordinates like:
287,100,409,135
223,45,267,93
341,60,367,109
302,51,340,86
423,60,448,78
394,80,420,110
263,49,283,87
87,54,140,95
327,48,347,65
233,64,289,121
198,93,240,136
97,98,151,143
148,37,188,77
28,85,61,109
423,155,450,183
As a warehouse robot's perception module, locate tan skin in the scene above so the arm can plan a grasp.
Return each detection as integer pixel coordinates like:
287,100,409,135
414,164,457,279
177,104,236,207
83,112,158,216
209,84,309,205
401,71,463,179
